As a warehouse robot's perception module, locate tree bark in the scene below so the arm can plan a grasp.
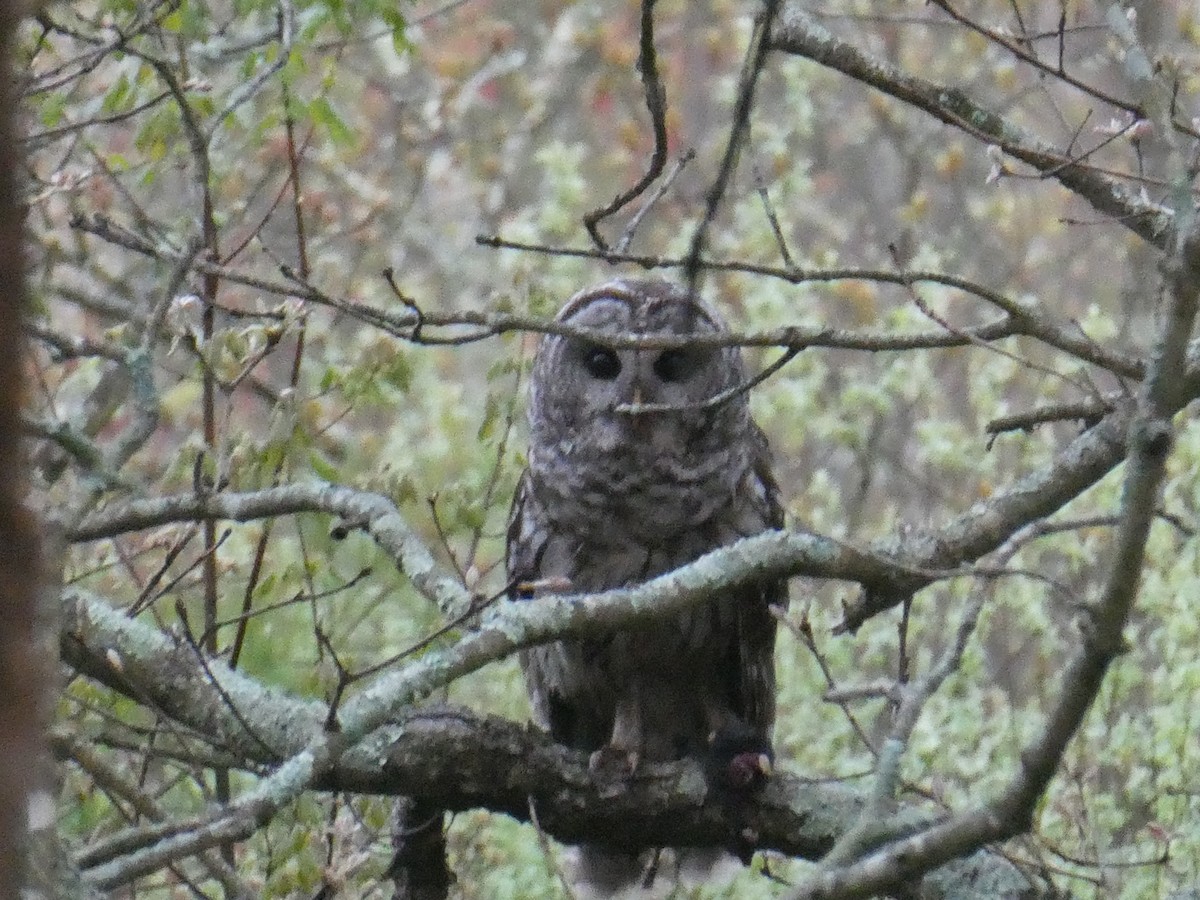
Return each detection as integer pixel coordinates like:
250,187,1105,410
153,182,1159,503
0,4,46,899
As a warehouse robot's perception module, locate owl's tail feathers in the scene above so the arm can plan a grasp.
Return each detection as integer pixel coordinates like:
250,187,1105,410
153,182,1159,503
565,845,648,899
676,847,741,891
567,845,642,897
565,845,739,898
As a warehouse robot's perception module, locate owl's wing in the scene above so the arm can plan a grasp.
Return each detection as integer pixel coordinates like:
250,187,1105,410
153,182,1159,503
729,425,787,738
505,472,565,738
505,470,543,601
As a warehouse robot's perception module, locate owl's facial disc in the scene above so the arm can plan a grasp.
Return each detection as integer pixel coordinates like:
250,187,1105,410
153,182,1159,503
526,280,758,535
534,281,746,434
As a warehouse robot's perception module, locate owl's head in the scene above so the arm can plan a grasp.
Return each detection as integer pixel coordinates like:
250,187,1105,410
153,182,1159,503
526,279,754,523
531,278,747,430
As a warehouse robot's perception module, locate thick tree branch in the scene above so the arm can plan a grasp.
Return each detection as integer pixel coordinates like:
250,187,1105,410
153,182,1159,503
0,3,45,896
64,524,884,889
841,400,1130,628
62,589,1040,897
65,387,1158,636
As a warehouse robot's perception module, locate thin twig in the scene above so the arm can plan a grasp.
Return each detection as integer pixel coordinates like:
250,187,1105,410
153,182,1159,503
613,149,695,254
583,0,668,249
684,0,783,295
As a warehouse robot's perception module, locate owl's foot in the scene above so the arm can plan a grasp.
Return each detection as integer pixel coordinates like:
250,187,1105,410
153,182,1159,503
705,723,773,863
590,692,642,789
705,722,773,795
588,744,639,785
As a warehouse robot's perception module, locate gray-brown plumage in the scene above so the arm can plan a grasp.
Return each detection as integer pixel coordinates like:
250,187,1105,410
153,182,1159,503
506,280,784,888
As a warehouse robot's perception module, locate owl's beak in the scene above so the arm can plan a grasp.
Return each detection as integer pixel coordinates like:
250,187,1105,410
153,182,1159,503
631,384,643,406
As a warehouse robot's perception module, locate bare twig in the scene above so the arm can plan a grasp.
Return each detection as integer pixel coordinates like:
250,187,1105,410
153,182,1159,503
684,0,783,295
583,0,669,249
769,7,1174,249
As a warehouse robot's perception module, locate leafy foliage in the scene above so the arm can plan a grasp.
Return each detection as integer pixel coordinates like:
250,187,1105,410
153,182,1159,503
22,0,1200,897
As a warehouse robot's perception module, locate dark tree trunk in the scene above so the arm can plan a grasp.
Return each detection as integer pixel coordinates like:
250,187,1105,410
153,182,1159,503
0,4,46,899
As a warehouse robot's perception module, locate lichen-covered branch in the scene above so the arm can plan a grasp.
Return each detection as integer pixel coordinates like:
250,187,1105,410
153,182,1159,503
61,589,1040,897
66,384,1166,637
69,482,474,618
770,6,1172,249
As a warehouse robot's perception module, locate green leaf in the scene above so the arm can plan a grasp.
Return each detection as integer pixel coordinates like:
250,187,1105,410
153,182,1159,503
101,73,131,114
478,393,500,441
307,96,355,147
39,92,66,128
309,450,339,482
381,8,412,55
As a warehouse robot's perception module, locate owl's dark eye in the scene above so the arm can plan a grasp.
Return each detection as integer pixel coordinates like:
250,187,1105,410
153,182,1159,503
653,349,693,383
581,344,621,380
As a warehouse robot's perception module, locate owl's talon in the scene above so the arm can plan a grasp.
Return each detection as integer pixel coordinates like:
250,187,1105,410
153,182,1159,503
705,722,774,795
588,745,639,782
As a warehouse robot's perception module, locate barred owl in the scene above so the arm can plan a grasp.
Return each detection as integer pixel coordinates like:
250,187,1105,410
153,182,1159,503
506,278,784,888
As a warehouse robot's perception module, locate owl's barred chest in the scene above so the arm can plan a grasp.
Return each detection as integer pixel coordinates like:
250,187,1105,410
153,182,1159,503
528,437,750,544
523,464,749,665
537,514,730,594
518,456,748,657
527,502,744,724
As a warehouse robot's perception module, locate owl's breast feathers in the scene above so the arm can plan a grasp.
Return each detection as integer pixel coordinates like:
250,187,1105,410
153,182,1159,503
507,427,786,759
524,420,763,545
